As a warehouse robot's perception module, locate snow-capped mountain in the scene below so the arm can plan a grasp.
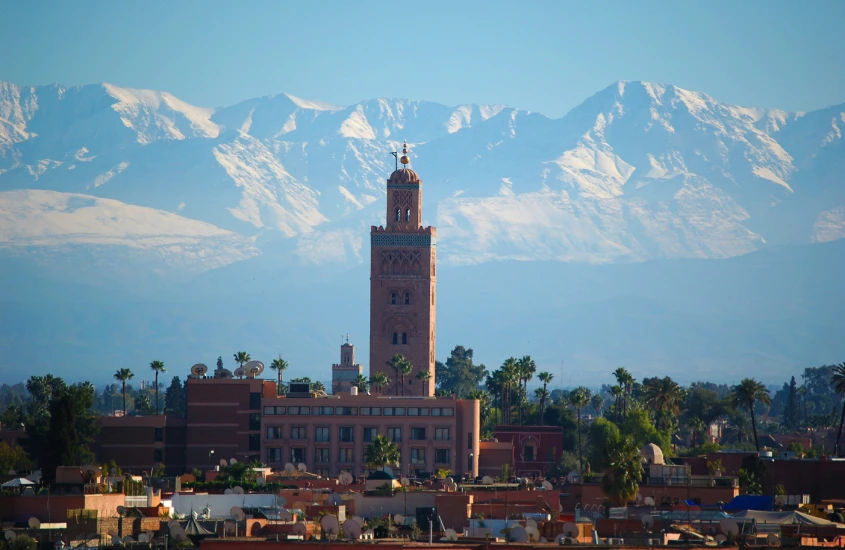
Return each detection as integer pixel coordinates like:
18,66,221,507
0,79,843,277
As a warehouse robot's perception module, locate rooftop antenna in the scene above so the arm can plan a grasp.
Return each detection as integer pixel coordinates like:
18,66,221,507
390,151,398,171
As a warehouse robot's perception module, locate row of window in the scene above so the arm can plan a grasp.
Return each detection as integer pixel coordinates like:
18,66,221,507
265,426,450,443
394,208,412,222
263,406,454,417
390,292,412,305
266,446,450,465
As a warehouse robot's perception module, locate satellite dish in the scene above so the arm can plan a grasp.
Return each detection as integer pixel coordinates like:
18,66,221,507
353,516,365,527
137,534,149,543
482,475,494,485
525,525,540,542
445,476,454,485
224,521,236,534
279,509,292,521
445,528,458,541
28,518,40,529
191,364,208,377
635,493,643,504
123,536,135,544
219,459,228,467
117,506,126,517
320,515,340,536
715,534,727,544
172,531,187,543
563,523,579,538
340,472,354,485
719,519,739,537
767,534,781,547
4,531,16,541
541,480,553,490
343,519,362,540
328,493,342,506
245,361,264,376
644,496,655,506
257,477,266,486
216,368,233,379
292,523,307,536
230,507,245,522
525,519,538,529
224,488,233,495
394,514,405,525
641,514,654,529
509,525,529,543
233,486,244,495
400,477,410,486
229,458,238,464
284,463,295,473
111,536,121,545
297,463,307,472
234,367,246,378
146,531,154,541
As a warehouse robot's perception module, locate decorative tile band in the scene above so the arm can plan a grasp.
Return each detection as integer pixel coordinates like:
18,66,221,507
387,183,421,190
371,234,436,248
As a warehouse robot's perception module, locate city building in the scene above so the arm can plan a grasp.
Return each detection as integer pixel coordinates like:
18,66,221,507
488,426,564,477
331,340,363,394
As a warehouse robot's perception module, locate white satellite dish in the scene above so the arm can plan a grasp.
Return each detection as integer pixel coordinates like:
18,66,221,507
28,518,40,529
4,531,16,541
229,458,238,464
394,514,405,525
445,476,454,485
191,364,208,377
234,367,246,378
230,507,245,522
541,480,553,490
563,523,579,538
292,523,307,536
508,525,528,543
719,518,739,537
111,536,120,545
224,521,236,534
445,528,458,541
320,515,340,537
352,516,365,527
122,536,134,544
245,361,264,376
644,496,655,506
224,488,233,495
343,519,362,540
279,509,292,521
340,472,354,485
137,534,149,543
219,458,228,467
284,463,295,473
233,486,244,495
482,475,494,485
525,525,540,542
216,368,233,379
715,534,727,543
167,521,179,530
297,463,307,472
767,534,782,547
400,477,410,486
635,493,643,504
641,514,654,529
525,519,537,529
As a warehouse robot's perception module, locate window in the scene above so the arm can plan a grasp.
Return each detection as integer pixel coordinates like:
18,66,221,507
266,448,282,463
387,428,402,443
291,448,306,463
275,406,286,415
410,448,426,465
404,292,410,304
435,428,450,441
339,448,354,463
266,426,282,440
405,208,411,222
313,406,334,416
363,427,379,443
384,407,406,416
249,392,261,410
315,448,330,464
316,469,329,478
288,406,309,415
336,407,357,416
154,428,163,442
339,427,354,443
395,208,401,222
263,406,276,415
411,427,426,440
523,445,535,462
402,332,407,344
435,449,449,464
249,433,260,451
408,408,429,416
154,449,163,462
315,427,330,442
391,292,397,304
432,408,454,417
392,332,398,345
249,413,261,431
361,407,381,416
291,427,307,440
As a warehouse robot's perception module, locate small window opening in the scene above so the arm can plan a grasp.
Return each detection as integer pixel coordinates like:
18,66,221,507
391,292,397,304
395,208,401,222
402,332,408,345
404,292,410,305
405,208,411,222
392,332,398,345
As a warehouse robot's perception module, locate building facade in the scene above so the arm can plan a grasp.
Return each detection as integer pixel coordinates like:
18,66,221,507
331,342,363,394
369,144,436,396
490,425,564,477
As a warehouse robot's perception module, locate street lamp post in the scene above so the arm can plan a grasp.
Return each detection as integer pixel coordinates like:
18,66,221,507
208,450,215,472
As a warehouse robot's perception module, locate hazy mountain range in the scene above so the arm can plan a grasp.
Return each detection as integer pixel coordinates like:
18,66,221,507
0,80,843,386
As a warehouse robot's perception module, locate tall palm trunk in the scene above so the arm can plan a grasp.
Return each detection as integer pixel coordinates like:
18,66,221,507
750,406,760,451
122,381,127,415
836,400,845,457
576,406,583,473
154,370,160,415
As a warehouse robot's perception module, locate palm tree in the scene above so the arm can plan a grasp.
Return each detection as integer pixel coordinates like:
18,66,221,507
568,387,591,473
352,374,369,393
149,360,166,415
730,378,771,451
797,385,809,424
591,393,604,418
599,435,643,506
369,372,390,395
643,376,685,430
831,363,845,457
485,370,505,425
467,389,492,427
386,355,405,395
537,372,553,425
269,355,288,394
517,356,536,424
610,385,624,422
501,358,519,424
363,435,400,472
688,417,706,453
399,360,413,396
416,370,431,395
113,368,134,415
233,351,251,372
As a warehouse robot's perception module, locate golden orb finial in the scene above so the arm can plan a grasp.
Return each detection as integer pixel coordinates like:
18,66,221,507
400,140,410,165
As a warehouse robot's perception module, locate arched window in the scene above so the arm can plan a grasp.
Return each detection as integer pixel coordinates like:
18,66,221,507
395,208,401,222
391,292,397,305
404,292,410,305
402,332,408,345
405,208,411,222
392,332,398,345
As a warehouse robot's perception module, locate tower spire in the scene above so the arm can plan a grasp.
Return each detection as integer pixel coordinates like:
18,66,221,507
400,140,410,167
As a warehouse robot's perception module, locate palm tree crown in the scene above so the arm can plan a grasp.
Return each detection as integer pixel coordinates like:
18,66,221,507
270,355,289,395
114,368,134,415
233,351,251,371
730,378,771,451
643,376,685,430
363,435,400,471
830,363,845,457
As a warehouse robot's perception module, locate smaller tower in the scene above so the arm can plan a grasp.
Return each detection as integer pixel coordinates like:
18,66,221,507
331,337,363,394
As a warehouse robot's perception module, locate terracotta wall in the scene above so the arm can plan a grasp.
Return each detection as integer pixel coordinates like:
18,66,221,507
0,493,125,523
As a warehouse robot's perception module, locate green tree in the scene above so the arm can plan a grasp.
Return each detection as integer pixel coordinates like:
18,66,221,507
135,393,155,416
730,378,771,451
642,376,685,431
783,376,800,429
568,387,591,473
537,372,553,425
831,363,845,457
387,354,412,396
113,368,134,415
164,376,186,417
352,374,369,393
369,372,390,395
149,360,166,415
270,355,289,395
0,441,32,473
41,385,98,485
435,346,488,398
467,389,493,432
363,435,400,471
613,367,635,417
517,356,537,424
590,418,642,506
233,351,251,373
9,534,36,550
590,393,604,418
416,370,431,395
688,417,706,453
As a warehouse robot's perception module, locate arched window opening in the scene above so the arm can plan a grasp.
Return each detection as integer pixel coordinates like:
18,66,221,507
404,292,410,305
391,292,397,305
405,208,411,222
402,332,408,345
392,332,398,345
395,208,401,222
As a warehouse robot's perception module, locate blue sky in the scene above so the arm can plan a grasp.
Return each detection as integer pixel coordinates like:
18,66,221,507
1,0,844,117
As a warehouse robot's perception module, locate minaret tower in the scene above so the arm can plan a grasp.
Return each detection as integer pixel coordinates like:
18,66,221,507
369,142,436,396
